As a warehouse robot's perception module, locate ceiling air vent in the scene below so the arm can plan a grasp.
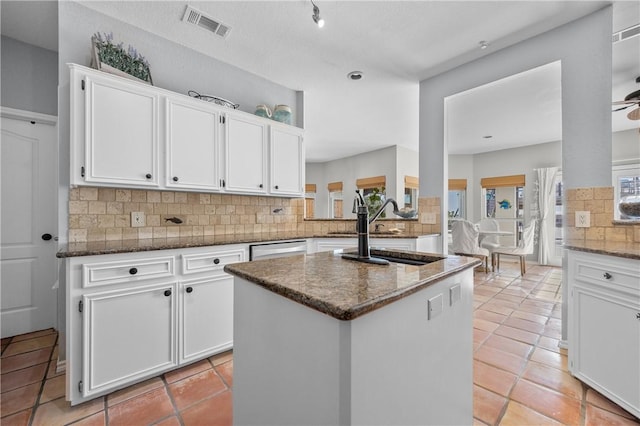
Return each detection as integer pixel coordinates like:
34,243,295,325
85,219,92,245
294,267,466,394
613,23,640,44
182,6,231,39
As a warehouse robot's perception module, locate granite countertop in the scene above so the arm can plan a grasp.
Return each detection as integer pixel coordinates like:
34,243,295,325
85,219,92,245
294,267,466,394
564,240,640,260
224,250,480,321
56,232,437,258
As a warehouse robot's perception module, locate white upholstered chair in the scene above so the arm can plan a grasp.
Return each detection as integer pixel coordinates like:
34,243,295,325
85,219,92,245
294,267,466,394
477,218,501,269
492,221,536,276
451,219,490,273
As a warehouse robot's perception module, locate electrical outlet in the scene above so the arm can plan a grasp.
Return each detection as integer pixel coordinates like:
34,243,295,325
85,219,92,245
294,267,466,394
395,222,405,230
420,212,437,224
131,211,145,228
575,211,590,228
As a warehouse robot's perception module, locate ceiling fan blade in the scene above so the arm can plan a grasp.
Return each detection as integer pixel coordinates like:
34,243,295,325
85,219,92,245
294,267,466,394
628,107,640,121
612,100,638,105
613,105,632,112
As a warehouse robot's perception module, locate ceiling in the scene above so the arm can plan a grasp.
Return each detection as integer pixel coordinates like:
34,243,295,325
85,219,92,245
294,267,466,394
2,1,638,161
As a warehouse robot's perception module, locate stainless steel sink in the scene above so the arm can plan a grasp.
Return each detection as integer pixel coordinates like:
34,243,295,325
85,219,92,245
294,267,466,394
326,231,399,235
342,248,445,266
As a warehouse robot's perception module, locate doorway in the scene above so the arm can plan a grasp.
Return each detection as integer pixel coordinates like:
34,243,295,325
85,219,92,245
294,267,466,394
1,108,58,338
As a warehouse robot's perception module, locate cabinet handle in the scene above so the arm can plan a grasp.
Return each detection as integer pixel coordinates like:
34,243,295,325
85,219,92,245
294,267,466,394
222,179,226,187
145,173,152,179
129,268,138,275
213,258,220,265
186,287,193,293
164,289,172,297
603,272,612,280
173,176,179,182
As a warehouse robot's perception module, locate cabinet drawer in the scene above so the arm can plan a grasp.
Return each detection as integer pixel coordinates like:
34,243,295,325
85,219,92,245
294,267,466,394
82,257,175,288
181,249,245,275
572,252,640,295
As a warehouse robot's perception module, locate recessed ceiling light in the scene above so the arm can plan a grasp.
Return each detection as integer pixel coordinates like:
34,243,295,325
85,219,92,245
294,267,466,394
482,135,493,139
479,41,489,50
347,71,363,80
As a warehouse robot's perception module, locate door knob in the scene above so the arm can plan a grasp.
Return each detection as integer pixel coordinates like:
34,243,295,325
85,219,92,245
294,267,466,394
41,233,53,241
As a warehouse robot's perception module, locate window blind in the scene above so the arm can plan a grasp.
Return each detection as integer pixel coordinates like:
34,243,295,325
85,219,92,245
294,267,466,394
480,174,525,188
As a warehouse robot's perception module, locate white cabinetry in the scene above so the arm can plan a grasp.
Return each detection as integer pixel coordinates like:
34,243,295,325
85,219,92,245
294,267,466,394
165,97,221,191
568,250,640,418
72,68,159,187
69,63,303,197
82,283,177,399
270,125,304,196
66,244,246,405
223,113,268,194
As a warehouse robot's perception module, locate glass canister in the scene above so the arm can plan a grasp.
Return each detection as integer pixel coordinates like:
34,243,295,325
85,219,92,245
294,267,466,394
272,105,292,125
619,195,640,219
255,104,272,119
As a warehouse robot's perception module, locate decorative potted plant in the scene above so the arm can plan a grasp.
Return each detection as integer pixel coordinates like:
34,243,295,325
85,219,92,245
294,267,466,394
91,32,153,85
364,187,386,218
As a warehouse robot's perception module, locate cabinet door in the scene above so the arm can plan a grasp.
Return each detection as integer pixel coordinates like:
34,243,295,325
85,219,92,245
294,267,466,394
572,286,640,416
81,283,177,398
270,126,304,196
180,276,233,363
84,74,159,187
166,98,221,191
224,114,267,194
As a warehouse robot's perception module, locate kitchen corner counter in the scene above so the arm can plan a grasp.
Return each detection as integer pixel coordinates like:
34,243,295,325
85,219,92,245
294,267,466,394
224,250,480,320
564,240,640,260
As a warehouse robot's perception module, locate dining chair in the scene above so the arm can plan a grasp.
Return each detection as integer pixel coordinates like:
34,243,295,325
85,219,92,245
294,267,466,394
451,219,490,273
477,218,501,269
492,221,536,275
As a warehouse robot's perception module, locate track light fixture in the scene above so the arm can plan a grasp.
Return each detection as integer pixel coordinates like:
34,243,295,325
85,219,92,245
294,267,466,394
311,0,324,28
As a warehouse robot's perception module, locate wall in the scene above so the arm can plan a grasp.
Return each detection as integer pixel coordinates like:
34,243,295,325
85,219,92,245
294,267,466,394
305,146,401,219
1,36,58,115
450,129,640,224
419,7,613,253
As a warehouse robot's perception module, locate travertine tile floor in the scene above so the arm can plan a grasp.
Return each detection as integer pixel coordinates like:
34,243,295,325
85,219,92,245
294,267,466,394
1,260,639,425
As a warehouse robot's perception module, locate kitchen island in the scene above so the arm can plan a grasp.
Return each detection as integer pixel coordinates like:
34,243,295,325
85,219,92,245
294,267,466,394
224,249,481,425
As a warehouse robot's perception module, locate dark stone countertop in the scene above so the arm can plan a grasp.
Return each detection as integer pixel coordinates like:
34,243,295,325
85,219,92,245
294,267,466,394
56,232,437,258
564,240,640,260
224,249,480,321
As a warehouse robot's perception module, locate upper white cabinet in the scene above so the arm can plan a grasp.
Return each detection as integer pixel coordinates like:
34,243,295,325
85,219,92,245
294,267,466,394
69,63,303,196
165,97,221,191
270,125,304,196
77,70,160,187
223,113,268,194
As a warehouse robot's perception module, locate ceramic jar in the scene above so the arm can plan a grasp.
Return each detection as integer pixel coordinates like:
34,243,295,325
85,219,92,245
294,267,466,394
272,104,292,125
255,104,272,119
619,195,640,219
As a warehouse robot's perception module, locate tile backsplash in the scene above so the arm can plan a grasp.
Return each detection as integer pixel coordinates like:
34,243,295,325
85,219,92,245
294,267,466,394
68,187,303,243
564,186,639,243
68,189,442,243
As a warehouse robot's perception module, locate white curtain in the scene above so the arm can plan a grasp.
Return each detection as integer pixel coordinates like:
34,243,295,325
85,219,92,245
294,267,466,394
536,167,558,265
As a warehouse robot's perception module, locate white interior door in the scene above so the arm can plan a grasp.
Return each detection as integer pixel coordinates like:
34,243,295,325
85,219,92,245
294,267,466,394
1,111,58,338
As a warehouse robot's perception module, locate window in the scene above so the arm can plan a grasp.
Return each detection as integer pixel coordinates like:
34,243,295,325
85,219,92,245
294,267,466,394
304,184,316,219
448,179,467,220
356,176,387,217
481,174,525,246
613,164,640,220
328,182,343,219
404,176,419,210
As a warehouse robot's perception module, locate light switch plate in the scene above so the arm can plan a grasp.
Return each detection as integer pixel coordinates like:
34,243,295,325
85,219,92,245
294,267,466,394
575,211,590,228
449,285,461,306
131,211,145,228
428,294,443,320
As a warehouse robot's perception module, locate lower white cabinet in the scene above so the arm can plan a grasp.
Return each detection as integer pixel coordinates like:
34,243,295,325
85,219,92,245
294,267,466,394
180,275,233,364
66,245,246,405
82,283,178,399
567,250,640,418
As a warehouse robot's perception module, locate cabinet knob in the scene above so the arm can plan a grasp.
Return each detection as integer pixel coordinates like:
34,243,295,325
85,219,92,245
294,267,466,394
259,183,263,188
145,173,152,179
173,176,179,182
636,313,640,320
129,268,138,275
275,185,279,190
41,233,53,241
186,287,193,294
164,289,172,297
213,258,220,265
603,272,612,280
